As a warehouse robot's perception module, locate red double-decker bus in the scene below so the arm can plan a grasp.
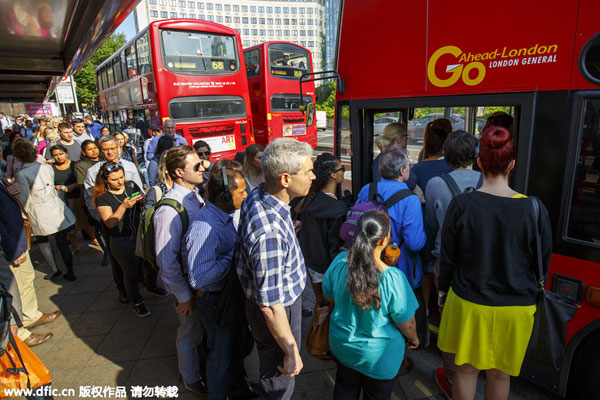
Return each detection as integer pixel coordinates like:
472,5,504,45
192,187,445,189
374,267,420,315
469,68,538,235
96,19,254,160
243,42,317,148
334,0,600,397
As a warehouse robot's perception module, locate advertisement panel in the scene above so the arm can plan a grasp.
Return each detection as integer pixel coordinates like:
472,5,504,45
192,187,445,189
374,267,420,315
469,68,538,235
25,103,53,116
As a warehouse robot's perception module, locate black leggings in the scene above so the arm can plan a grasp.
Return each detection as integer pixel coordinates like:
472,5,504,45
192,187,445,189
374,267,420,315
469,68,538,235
333,360,396,400
108,235,143,304
37,228,74,275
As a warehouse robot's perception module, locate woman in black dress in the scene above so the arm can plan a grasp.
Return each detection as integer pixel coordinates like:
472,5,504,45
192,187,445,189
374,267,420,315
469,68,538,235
51,144,81,253
93,162,150,318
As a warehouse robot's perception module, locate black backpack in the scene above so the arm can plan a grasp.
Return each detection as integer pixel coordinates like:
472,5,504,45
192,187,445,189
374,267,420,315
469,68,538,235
440,173,483,198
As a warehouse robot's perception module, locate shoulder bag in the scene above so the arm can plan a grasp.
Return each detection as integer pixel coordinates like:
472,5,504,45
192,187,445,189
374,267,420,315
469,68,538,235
305,302,334,360
526,197,578,369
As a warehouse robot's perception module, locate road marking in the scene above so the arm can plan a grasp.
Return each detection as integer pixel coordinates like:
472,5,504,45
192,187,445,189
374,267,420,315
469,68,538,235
415,380,434,397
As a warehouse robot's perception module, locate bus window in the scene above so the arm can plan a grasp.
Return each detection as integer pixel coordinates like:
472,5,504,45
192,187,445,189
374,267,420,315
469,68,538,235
125,45,138,78
107,62,115,87
136,33,152,75
168,95,247,121
268,43,309,79
270,94,311,112
566,98,600,244
245,49,260,78
161,30,238,74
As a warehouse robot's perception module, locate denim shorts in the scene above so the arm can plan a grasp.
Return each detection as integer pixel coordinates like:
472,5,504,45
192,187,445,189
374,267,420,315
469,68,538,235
307,267,325,283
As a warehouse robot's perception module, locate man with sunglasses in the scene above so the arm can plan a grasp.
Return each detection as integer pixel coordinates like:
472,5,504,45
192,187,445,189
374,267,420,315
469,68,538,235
145,119,187,162
153,145,210,396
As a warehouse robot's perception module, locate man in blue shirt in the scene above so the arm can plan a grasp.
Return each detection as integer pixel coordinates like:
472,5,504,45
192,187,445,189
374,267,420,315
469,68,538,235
145,119,188,161
84,114,104,139
153,145,209,396
185,160,255,400
236,138,315,400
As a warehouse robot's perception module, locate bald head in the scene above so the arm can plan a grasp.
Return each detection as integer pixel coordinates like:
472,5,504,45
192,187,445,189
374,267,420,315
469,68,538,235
164,119,175,137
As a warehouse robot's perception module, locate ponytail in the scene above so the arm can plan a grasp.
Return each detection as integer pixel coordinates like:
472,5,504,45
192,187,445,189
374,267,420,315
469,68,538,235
346,210,390,310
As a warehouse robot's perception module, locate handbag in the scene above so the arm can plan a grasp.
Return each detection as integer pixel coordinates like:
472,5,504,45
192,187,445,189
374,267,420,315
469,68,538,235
0,334,52,397
526,197,578,369
305,303,334,360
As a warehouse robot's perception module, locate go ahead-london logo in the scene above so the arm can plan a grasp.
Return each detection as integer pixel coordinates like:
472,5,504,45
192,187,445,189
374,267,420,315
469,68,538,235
427,43,559,88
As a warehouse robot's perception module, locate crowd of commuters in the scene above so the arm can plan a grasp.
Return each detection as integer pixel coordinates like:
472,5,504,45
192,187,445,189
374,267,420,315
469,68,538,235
0,110,551,400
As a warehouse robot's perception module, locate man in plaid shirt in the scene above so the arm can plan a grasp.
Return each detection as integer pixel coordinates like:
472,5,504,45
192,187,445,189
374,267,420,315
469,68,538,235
236,138,315,399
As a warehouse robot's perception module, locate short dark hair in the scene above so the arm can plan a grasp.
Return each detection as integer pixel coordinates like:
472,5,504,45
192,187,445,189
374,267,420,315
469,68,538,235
193,140,210,152
57,122,71,132
206,159,244,203
166,145,195,180
443,131,478,169
72,118,84,125
12,138,36,163
152,126,162,133
378,148,408,180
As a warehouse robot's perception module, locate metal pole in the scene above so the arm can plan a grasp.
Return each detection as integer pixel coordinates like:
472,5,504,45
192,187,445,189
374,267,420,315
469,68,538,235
71,78,80,113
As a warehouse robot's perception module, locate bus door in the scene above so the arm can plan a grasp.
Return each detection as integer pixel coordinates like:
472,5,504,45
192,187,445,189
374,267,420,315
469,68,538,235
339,95,535,199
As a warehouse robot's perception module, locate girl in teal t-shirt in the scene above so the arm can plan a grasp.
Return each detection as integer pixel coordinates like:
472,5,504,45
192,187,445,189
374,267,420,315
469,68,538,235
323,210,419,399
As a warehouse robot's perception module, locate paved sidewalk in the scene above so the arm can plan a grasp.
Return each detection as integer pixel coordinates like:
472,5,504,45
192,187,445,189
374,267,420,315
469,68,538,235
19,240,559,400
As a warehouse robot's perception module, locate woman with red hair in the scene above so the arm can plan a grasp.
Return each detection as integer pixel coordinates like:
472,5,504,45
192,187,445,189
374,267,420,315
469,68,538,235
437,126,552,400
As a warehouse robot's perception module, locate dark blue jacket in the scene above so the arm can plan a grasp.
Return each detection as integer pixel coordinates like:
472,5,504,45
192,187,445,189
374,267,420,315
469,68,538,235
0,183,28,262
88,121,104,139
356,179,426,289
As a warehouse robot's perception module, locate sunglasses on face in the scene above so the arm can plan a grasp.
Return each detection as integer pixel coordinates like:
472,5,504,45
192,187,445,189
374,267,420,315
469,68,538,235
334,165,345,173
192,160,210,172
197,151,211,157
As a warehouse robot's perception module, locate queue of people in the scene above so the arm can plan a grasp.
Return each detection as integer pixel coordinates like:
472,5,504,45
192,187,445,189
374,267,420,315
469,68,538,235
0,111,551,400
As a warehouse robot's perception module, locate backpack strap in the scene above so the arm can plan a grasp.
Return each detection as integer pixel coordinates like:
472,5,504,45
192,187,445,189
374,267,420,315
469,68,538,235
440,173,462,198
368,182,378,201
156,198,189,232
382,189,415,210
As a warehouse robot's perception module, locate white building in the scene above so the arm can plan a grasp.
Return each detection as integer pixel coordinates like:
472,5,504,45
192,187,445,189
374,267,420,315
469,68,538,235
135,0,326,70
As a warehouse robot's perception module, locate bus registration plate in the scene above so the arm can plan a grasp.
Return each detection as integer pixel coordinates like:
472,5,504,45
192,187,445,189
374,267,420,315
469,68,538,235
196,135,237,153
282,124,306,137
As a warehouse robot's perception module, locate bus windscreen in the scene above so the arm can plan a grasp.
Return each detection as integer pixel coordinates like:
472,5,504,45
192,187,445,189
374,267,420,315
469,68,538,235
269,44,309,79
270,94,312,112
161,30,238,74
168,95,247,121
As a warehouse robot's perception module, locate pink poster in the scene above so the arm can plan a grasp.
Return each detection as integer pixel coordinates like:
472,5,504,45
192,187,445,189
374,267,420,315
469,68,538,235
25,103,52,116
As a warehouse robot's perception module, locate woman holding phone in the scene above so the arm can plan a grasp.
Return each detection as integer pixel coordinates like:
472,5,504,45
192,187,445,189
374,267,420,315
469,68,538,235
93,161,149,317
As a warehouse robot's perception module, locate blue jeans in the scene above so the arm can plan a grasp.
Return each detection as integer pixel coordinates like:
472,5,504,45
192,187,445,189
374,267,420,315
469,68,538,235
197,291,248,400
174,296,205,385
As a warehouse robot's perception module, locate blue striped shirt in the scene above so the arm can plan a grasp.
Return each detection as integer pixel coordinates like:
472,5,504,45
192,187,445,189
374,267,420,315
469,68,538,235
184,201,236,292
235,186,306,307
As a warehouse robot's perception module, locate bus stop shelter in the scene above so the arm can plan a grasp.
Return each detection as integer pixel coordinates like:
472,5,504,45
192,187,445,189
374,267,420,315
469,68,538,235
0,0,139,103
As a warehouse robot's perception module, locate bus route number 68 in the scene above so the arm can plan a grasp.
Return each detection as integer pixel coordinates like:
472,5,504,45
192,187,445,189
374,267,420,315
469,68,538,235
212,61,225,70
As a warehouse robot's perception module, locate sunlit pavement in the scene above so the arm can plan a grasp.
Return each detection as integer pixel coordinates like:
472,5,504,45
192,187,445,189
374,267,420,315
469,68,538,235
18,231,561,400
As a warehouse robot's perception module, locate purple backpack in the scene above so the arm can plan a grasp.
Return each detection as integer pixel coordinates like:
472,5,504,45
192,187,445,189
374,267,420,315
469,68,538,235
339,182,414,248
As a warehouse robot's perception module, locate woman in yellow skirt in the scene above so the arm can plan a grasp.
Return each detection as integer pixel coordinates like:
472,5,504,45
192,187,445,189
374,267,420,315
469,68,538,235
437,125,552,400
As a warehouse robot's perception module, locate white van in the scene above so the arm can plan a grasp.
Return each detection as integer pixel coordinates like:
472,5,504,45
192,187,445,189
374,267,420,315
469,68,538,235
316,110,327,131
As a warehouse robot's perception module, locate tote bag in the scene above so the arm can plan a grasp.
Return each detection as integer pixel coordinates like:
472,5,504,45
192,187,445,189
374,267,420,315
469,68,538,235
526,197,578,369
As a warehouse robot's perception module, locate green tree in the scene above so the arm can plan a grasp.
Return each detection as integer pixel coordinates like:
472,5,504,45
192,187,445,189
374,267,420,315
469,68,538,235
316,81,336,118
74,33,126,107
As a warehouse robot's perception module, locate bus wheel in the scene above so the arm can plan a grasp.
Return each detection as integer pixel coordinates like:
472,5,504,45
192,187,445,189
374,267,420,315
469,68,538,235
575,333,600,398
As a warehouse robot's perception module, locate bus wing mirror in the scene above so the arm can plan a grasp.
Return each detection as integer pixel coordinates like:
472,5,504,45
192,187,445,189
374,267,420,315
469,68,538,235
305,103,315,127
